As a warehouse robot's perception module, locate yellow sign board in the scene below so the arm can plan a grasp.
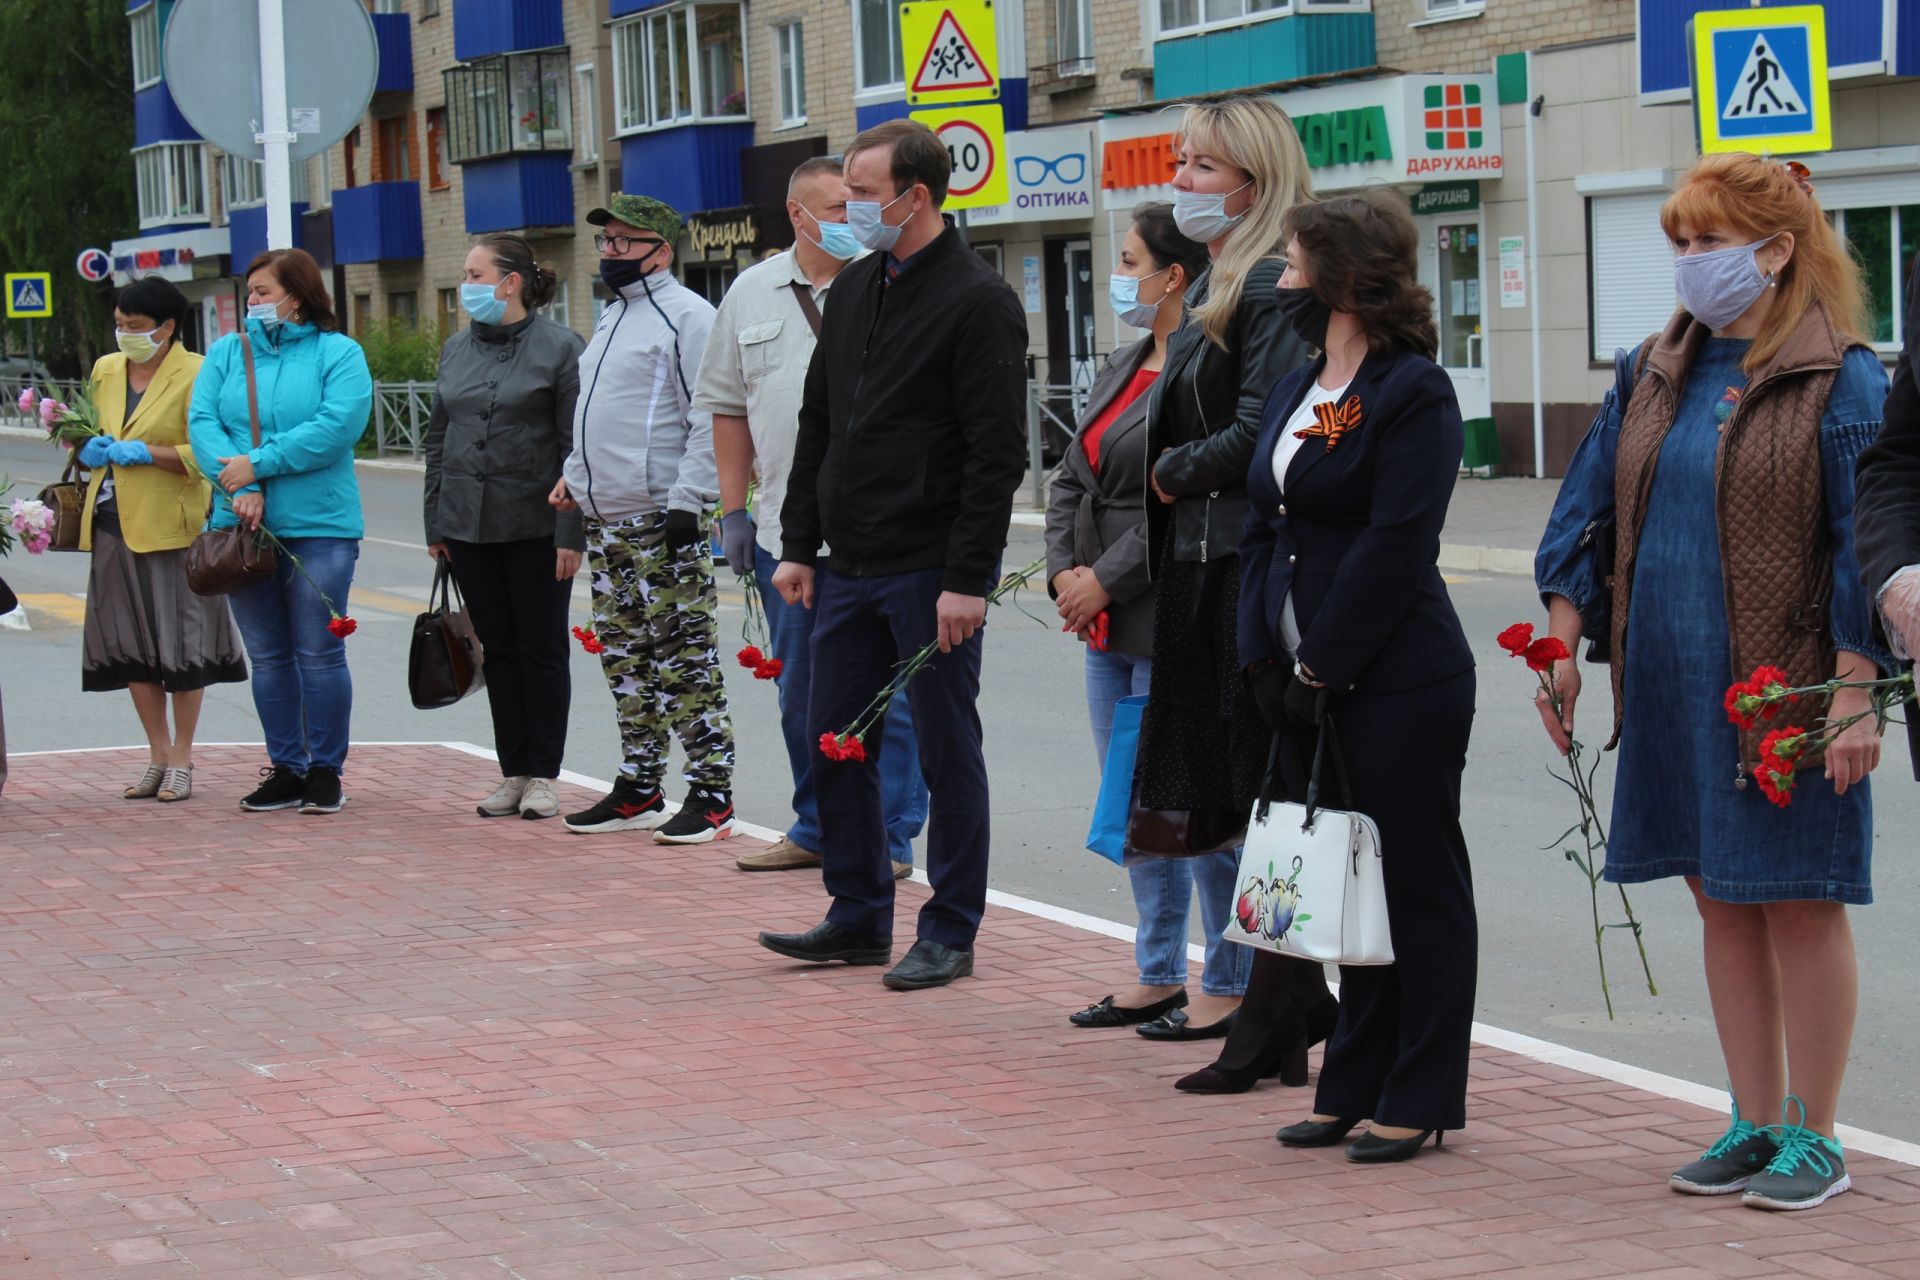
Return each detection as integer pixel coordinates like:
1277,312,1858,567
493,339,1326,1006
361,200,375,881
911,104,1009,210
5,272,52,319
902,0,999,106
1690,4,1830,156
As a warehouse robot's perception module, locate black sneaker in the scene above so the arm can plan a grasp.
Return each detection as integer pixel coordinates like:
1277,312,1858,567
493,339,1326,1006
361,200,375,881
299,767,345,815
654,789,736,845
564,777,667,834
240,765,306,812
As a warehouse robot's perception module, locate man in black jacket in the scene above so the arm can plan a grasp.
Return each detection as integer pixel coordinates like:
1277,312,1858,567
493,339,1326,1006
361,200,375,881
757,119,1028,990
1854,249,1920,776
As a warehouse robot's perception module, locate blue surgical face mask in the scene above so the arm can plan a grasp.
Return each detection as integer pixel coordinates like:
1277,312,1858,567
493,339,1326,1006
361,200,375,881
1673,234,1780,330
845,188,913,254
1172,180,1253,244
800,206,861,261
1108,266,1171,330
246,301,283,328
460,280,509,325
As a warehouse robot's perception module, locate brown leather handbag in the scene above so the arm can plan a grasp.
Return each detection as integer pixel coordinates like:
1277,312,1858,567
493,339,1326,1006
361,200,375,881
185,337,278,596
408,556,486,709
36,456,87,552
1127,798,1244,858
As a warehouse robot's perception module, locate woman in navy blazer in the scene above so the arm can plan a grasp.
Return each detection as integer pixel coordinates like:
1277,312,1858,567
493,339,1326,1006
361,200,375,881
1235,190,1477,1163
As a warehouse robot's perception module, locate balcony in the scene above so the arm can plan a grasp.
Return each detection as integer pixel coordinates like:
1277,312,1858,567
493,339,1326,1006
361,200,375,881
227,203,310,271
372,12,413,94
452,0,563,62
462,154,573,234
1030,58,1097,97
616,123,755,216
133,82,199,148
330,182,423,263
1153,11,1374,99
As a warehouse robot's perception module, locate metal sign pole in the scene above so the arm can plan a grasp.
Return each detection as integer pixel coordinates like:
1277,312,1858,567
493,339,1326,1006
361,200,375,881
257,0,295,250
24,319,33,385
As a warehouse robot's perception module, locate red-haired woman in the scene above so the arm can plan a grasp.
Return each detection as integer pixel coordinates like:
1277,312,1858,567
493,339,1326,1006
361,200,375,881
188,249,373,817
1535,154,1891,1211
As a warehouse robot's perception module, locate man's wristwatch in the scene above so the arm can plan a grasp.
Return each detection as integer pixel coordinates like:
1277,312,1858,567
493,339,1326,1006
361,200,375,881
1294,660,1326,688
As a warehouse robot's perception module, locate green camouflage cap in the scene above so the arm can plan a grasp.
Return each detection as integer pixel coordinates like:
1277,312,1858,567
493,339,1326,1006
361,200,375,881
586,193,684,241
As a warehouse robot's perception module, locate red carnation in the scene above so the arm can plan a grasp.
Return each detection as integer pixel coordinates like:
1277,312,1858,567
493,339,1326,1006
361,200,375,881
818,732,845,761
754,658,784,681
841,734,867,763
1497,622,1535,656
1753,757,1797,807
1759,727,1809,765
326,615,357,639
571,625,606,655
1725,678,1762,729
737,645,765,670
1523,636,1570,673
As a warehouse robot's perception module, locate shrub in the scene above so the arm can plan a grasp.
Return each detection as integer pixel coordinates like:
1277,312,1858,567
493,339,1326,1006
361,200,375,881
356,317,441,382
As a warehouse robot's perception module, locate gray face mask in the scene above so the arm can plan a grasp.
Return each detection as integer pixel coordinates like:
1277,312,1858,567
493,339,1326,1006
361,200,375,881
1673,234,1779,330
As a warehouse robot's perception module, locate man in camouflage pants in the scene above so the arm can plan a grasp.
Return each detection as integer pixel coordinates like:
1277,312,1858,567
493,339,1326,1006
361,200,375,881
551,193,737,842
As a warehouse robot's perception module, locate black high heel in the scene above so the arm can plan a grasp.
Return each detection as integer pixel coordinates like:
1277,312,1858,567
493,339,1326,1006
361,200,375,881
1345,1129,1444,1163
1276,1116,1361,1147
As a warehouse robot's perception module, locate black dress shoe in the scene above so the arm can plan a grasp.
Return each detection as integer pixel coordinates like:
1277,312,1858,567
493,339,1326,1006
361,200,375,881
1346,1129,1442,1163
1070,991,1188,1028
1136,1008,1238,1041
1275,1116,1362,1147
758,921,892,966
882,938,973,990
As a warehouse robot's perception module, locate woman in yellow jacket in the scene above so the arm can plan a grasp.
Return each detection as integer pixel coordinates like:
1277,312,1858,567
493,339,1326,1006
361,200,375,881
77,277,246,802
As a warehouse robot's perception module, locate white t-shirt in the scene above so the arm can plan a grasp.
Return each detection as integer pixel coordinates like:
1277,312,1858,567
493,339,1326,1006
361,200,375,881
1272,378,1350,655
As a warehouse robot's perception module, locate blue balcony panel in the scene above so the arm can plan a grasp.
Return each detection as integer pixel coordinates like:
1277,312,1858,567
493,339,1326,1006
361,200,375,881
855,79,1028,134
1899,0,1919,76
615,122,754,215
1153,13,1374,100
463,154,574,233
452,0,564,61
331,181,424,263
609,0,674,13
372,13,414,94
134,82,199,146
1636,0,1887,96
228,203,309,271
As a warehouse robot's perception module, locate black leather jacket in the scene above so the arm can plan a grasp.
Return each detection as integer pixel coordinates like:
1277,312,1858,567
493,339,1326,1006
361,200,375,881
1144,257,1311,566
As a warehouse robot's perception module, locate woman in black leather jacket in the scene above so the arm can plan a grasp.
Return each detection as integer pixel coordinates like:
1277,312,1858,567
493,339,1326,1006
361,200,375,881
1128,95,1326,1058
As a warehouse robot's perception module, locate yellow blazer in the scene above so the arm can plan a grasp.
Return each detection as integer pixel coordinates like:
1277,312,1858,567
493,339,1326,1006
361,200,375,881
80,344,211,553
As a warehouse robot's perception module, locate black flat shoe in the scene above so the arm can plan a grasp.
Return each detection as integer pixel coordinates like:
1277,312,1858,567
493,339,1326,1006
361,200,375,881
1070,991,1188,1028
882,939,973,990
1175,1065,1257,1094
758,921,892,966
1346,1129,1443,1163
1136,1008,1238,1041
1276,1116,1362,1147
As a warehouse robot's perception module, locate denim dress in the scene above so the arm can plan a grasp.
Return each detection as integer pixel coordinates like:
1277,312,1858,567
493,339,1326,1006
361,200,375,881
1539,339,1892,905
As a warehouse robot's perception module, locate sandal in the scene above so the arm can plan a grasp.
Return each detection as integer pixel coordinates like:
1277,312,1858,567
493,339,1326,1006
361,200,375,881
124,765,166,799
156,766,193,803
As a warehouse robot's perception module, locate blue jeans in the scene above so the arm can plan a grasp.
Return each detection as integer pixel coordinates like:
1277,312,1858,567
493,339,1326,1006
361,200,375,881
756,544,927,864
1086,647,1250,997
228,536,358,773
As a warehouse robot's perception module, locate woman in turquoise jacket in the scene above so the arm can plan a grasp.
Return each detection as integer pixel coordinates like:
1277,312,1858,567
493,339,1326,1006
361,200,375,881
188,248,372,817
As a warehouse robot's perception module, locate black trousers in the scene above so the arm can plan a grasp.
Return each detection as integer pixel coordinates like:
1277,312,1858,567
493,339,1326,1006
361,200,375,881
445,537,574,778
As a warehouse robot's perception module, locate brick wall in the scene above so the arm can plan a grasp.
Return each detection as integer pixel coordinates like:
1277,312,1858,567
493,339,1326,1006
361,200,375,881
1374,0,1633,73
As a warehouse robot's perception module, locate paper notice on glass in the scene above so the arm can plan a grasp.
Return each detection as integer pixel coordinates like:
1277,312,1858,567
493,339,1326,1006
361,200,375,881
1023,255,1042,314
1498,236,1526,310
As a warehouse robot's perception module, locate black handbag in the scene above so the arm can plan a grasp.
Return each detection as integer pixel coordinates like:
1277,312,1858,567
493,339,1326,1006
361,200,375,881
408,557,486,709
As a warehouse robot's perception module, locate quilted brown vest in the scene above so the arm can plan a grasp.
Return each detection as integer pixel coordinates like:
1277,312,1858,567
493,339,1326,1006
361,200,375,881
1608,302,1849,782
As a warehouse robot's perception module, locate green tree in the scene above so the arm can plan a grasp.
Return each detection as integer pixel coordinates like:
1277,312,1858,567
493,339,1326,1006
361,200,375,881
0,0,135,377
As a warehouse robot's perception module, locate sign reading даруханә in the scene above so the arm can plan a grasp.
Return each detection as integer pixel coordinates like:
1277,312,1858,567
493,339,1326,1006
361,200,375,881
967,128,1094,225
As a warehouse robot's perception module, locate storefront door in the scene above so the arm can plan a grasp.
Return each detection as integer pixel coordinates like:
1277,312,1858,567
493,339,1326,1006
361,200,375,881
1063,238,1096,389
1415,213,1490,420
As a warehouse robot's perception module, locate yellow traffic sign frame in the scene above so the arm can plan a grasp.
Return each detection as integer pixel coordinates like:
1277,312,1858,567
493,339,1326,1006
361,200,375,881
911,104,1009,210
5,272,53,319
903,0,999,106
1691,4,1831,156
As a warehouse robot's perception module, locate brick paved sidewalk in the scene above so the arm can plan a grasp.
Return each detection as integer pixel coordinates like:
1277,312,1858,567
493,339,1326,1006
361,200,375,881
3,744,1918,1280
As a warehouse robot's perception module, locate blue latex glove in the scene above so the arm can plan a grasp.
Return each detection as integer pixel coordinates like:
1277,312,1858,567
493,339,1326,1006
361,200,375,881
77,436,113,469
106,439,153,467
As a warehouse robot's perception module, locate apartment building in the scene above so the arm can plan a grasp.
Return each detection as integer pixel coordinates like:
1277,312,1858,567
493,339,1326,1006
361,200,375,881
109,0,1920,474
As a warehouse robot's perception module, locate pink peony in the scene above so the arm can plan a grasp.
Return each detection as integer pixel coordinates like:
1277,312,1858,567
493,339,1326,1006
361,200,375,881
16,386,36,414
38,396,58,426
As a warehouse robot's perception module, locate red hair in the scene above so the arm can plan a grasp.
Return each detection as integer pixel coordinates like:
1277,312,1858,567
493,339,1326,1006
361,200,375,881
245,248,339,332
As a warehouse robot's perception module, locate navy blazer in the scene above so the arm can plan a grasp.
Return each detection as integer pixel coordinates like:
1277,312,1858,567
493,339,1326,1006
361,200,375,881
1239,344,1475,694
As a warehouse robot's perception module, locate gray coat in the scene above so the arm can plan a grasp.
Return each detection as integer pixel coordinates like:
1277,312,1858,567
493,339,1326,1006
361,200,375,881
424,314,586,548
1044,336,1158,656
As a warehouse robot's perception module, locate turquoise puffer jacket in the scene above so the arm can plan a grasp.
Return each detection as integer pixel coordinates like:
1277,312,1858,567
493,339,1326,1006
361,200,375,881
187,318,373,539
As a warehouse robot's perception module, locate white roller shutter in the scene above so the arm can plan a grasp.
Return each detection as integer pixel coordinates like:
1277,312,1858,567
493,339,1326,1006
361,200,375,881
1589,191,1676,361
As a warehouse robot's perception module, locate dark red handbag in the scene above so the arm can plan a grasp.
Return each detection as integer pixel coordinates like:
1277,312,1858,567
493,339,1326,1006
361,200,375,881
185,336,278,596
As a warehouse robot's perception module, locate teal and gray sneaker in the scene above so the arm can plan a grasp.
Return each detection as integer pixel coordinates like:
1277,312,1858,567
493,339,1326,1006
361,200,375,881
1743,1096,1850,1211
1670,1102,1779,1196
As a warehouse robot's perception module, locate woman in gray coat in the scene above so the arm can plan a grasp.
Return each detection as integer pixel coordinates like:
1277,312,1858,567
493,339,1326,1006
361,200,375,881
424,233,586,819
1046,203,1224,1031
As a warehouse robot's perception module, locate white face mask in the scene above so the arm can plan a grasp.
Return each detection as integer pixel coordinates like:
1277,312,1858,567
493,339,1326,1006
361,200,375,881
1673,234,1781,331
246,300,284,328
846,189,913,253
1172,180,1253,244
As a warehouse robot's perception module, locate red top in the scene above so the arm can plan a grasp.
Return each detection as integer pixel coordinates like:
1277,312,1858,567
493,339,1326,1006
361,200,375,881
1081,368,1159,471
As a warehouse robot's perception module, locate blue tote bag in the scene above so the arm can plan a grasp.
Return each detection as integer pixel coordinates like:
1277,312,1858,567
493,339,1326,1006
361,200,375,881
1085,695,1146,865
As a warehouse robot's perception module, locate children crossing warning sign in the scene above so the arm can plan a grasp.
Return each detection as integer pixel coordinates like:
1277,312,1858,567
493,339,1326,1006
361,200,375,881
1690,4,1830,156
903,0,999,106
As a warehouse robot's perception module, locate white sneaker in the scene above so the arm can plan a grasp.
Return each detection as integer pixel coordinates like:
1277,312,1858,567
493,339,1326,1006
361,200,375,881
519,777,560,821
477,776,530,818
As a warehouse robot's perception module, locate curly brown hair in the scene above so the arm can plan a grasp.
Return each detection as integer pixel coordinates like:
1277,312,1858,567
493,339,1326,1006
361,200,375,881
1283,188,1437,360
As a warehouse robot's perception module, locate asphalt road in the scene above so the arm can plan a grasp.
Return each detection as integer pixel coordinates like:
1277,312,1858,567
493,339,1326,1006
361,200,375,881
3,434,1917,1142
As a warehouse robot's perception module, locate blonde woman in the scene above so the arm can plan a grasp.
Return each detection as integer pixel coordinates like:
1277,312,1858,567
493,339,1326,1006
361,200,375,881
1129,96,1332,1069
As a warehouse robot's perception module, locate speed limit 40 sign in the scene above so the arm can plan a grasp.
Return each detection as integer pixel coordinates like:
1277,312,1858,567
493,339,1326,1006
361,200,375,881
910,104,1008,211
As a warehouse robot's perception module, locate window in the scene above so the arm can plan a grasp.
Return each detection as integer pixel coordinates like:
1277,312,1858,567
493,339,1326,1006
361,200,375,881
421,0,439,15
353,293,372,337
1157,0,1365,37
376,114,415,182
388,291,419,326
130,3,162,89
610,6,748,133
1831,205,1920,348
220,153,312,211
539,278,570,330
438,286,458,335
310,150,332,207
1587,192,1675,361
443,50,572,162
1423,0,1482,15
426,107,449,188
575,64,600,162
373,0,405,12
344,126,361,188
775,22,806,124
1055,0,1093,73
134,143,207,227
853,0,903,91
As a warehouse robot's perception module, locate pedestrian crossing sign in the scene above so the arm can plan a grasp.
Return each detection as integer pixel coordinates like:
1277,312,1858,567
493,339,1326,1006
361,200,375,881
5,272,52,319
1690,4,1830,156
903,0,999,106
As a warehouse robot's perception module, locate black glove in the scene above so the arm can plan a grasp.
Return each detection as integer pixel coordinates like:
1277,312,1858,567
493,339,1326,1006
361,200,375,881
662,508,701,552
1282,672,1329,729
1249,662,1292,732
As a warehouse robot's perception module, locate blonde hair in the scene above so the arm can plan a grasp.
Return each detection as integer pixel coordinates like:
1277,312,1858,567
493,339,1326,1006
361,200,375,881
1178,96,1314,349
1660,153,1869,374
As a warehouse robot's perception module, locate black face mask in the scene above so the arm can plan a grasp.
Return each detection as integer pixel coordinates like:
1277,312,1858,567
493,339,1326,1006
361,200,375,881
599,243,663,293
1275,285,1333,352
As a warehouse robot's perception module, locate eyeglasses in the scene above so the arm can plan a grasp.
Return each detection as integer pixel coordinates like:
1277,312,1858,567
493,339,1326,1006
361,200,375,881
594,233,666,254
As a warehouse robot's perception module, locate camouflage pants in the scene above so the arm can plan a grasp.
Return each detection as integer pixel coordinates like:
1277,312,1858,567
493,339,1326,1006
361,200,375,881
586,512,734,793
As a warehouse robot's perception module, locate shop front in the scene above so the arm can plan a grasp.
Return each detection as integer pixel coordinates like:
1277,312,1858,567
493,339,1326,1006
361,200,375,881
677,206,785,305
108,226,235,349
